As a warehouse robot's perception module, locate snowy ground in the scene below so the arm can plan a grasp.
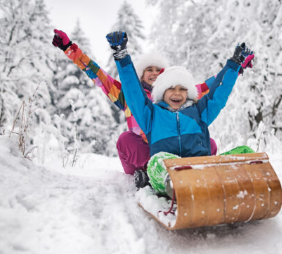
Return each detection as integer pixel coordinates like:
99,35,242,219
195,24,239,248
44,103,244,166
1,135,282,254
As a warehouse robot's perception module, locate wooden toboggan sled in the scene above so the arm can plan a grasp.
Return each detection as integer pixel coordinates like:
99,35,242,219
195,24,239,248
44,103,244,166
139,153,282,230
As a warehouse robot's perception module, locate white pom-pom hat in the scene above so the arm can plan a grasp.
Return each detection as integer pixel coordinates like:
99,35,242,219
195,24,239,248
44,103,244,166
152,66,198,104
135,52,169,80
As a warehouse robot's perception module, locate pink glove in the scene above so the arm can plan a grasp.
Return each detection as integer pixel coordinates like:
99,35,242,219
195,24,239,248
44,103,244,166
242,54,254,68
52,29,72,51
239,54,255,75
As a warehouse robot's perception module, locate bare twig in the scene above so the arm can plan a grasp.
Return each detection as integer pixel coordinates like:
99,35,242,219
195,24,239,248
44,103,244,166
72,149,78,167
9,101,24,138
24,145,37,159
9,83,40,158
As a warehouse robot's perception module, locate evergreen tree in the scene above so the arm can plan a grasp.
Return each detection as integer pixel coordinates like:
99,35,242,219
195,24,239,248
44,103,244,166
71,20,93,58
53,21,118,156
104,1,146,136
0,0,54,134
147,0,282,150
106,1,145,78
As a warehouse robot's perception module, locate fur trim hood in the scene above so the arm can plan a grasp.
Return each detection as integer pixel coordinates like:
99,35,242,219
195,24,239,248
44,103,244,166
152,66,198,104
135,52,169,80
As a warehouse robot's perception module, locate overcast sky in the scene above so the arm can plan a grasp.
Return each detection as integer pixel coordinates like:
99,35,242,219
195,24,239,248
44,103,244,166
46,0,153,66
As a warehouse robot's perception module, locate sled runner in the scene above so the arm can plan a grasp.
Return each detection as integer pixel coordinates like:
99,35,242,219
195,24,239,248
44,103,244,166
138,153,282,230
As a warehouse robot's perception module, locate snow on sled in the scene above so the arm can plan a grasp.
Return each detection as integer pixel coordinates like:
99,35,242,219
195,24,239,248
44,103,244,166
137,153,282,230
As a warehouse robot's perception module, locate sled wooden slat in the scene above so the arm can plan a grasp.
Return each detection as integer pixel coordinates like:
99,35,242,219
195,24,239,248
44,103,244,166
166,153,269,169
149,153,282,230
185,169,209,227
230,165,255,222
260,163,282,219
202,167,225,225
215,165,242,223
243,163,270,221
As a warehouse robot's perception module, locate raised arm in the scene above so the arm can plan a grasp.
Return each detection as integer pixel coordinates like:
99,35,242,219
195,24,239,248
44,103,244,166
52,29,127,111
106,31,153,134
196,52,254,99
197,43,254,125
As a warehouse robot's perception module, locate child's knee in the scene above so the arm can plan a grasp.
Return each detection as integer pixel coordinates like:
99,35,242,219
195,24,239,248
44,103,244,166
210,138,217,155
116,131,132,150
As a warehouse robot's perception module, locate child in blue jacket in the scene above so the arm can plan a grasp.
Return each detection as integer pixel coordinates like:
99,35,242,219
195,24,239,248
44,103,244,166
107,32,253,193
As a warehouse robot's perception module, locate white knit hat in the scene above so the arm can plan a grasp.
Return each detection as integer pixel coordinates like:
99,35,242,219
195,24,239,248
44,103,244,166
152,66,198,104
135,52,169,80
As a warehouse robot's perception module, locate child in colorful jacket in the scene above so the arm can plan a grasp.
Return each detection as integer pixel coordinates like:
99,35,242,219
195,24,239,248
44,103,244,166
52,30,168,174
106,31,253,187
52,30,253,178
52,30,216,171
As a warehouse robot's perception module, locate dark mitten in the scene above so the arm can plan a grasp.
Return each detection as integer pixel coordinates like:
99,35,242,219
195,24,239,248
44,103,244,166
106,31,128,60
52,29,72,51
230,42,253,65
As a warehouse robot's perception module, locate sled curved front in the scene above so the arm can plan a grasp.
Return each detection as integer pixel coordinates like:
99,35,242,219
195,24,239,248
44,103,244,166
158,153,282,230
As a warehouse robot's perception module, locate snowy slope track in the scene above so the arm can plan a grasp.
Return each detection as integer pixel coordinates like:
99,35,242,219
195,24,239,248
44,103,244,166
0,135,282,254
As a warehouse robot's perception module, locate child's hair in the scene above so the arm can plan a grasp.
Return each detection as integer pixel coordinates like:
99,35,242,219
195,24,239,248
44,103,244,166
152,66,198,104
135,52,169,80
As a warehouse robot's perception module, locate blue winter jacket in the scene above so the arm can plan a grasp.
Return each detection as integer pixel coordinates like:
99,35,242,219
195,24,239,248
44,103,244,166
116,55,241,157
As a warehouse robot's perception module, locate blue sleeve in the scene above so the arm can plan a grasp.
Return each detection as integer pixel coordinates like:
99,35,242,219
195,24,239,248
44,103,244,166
116,55,154,134
197,59,241,126
205,75,216,88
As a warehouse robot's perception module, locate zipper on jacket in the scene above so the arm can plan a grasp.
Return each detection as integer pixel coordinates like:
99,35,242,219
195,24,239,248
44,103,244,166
176,112,182,156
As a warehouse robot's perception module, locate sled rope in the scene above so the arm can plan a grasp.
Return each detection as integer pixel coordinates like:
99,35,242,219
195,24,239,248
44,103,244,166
164,190,176,215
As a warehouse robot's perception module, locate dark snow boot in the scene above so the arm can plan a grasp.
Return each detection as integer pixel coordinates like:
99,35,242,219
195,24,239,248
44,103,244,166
134,170,150,189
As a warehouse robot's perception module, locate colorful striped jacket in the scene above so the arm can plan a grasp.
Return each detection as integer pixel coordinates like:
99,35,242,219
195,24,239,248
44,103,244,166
63,43,214,143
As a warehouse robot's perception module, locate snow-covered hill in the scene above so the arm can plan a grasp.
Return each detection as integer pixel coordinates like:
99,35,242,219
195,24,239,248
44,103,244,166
0,135,282,254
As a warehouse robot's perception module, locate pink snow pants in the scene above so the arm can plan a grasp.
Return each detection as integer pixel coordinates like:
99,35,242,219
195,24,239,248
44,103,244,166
210,138,217,156
116,131,150,175
116,131,218,175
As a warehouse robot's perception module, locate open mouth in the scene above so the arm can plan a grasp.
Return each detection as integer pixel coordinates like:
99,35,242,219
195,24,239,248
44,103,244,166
149,78,157,82
171,98,182,103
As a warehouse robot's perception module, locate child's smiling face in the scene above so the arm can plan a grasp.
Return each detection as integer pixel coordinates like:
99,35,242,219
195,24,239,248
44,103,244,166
141,66,161,86
163,85,188,110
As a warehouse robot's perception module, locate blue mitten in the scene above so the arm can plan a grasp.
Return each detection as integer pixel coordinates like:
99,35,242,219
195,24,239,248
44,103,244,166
106,31,128,60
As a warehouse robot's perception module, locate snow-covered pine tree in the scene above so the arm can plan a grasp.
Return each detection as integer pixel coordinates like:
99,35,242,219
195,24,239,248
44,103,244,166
104,1,146,134
53,21,118,156
147,0,282,150
0,0,54,136
146,0,227,74
71,20,93,58
106,1,145,79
